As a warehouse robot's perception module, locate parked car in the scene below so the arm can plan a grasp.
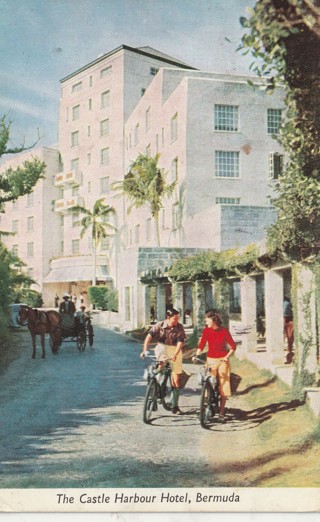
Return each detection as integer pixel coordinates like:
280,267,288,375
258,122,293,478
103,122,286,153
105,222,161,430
8,304,28,328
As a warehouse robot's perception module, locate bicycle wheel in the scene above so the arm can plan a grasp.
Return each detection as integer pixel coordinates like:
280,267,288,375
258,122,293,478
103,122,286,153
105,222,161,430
161,372,172,411
200,381,213,429
143,378,158,424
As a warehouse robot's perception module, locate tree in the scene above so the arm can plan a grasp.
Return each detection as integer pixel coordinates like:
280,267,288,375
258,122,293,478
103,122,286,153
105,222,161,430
112,153,176,246
0,116,46,339
0,116,45,207
239,0,320,260
69,198,116,285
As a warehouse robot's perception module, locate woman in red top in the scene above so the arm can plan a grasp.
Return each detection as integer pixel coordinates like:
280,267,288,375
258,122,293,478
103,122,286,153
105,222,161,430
192,309,236,422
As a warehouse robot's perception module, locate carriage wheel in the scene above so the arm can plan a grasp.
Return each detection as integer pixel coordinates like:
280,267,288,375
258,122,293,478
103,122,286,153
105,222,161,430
88,324,94,347
77,329,86,352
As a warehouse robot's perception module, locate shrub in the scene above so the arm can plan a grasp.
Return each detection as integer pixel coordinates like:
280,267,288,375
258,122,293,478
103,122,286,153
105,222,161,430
88,286,118,311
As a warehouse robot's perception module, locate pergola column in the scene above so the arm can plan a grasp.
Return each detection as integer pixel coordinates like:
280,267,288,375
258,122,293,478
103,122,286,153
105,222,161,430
156,284,166,320
265,269,284,364
240,276,258,355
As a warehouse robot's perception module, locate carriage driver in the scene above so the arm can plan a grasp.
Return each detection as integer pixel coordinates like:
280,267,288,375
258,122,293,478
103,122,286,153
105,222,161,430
59,293,76,315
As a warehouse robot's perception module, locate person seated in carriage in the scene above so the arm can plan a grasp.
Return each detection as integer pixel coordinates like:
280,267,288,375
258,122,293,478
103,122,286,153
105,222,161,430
59,293,76,330
75,305,90,330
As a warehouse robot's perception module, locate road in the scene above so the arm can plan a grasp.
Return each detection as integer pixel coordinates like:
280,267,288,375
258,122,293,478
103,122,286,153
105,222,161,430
0,323,315,489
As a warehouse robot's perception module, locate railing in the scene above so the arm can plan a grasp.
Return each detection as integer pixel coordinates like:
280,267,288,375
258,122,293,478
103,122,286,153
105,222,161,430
54,170,81,187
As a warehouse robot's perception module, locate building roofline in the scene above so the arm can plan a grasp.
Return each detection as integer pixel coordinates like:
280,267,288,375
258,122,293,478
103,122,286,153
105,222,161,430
60,44,197,83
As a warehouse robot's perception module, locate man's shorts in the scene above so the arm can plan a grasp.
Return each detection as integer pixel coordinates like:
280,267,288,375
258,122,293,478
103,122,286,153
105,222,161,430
155,343,183,375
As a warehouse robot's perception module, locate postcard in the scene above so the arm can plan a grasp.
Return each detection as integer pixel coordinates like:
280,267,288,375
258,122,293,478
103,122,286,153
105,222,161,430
0,0,319,515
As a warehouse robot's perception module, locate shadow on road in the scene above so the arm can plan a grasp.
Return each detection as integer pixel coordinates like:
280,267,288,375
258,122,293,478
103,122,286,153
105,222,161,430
235,376,277,396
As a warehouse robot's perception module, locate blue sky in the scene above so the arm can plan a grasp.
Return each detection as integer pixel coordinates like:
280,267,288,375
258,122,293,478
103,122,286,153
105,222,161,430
0,0,255,149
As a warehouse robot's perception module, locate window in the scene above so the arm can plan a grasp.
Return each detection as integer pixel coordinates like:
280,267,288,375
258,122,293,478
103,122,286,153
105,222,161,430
229,280,241,313
12,200,18,211
89,75,93,87
124,287,131,321
72,81,82,93
135,224,140,244
27,242,34,257
145,107,151,131
100,65,112,78
101,90,110,108
27,216,34,231
171,113,178,142
27,267,34,279
146,144,151,157
27,192,34,207
12,219,19,233
267,108,282,135
150,67,159,76
71,158,79,172
72,186,79,197
172,202,180,230
100,237,110,251
72,212,80,227
71,131,79,147
60,215,64,226
89,98,92,110
161,128,165,146
72,105,80,120
100,147,110,165
215,151,240,178
216,197,241,205
100,176,109,193
134,123,139,146
87,153,91,165
146,218,151,241
12,245,18,256
214,105,239,131
100,119,109,137
60,241,64,254
269,152,283,179
87,125,91,137
171,157,178,181
72,239,80,255
88,181,91,193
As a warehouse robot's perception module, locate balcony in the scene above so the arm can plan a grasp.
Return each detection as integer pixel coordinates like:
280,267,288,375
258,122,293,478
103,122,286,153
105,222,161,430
54,196,83,213
54,170,81,187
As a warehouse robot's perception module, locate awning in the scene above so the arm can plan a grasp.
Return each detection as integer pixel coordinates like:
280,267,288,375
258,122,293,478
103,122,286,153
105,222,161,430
43,265,112,283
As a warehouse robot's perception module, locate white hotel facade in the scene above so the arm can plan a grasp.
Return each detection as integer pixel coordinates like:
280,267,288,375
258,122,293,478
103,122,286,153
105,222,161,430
1,45,284,326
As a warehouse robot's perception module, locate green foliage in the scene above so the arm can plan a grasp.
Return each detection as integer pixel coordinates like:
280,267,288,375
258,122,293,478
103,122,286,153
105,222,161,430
0,116,45,207
88,286,118,311
240,1,320,261
112,153,176,246
168,245,260,282
69,198,116,285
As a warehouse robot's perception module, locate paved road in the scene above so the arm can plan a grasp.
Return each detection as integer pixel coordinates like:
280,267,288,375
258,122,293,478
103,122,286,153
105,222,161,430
0,324,252,488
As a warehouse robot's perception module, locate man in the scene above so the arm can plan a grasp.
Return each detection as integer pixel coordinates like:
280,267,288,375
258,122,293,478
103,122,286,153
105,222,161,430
59,293,76,315
283,296,294,364
140,308,186,415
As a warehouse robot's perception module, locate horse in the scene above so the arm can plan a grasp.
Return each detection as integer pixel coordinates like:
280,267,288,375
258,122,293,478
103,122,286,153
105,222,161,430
18,306,61,359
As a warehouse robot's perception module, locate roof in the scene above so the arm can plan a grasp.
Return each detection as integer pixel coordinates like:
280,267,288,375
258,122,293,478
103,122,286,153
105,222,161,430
43,264,112,283
60,44,196,83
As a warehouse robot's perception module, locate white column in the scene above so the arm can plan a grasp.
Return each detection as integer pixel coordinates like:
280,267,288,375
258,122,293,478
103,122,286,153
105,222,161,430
265,269,284,364
156,284,166,320
240,276,257,355
296,265,317,375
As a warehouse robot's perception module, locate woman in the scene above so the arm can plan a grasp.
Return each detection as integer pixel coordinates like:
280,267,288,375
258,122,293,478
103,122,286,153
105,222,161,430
192,309,236,423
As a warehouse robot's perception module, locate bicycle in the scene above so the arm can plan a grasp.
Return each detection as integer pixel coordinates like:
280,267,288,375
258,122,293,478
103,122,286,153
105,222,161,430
142,353,173,424
193,356,221,429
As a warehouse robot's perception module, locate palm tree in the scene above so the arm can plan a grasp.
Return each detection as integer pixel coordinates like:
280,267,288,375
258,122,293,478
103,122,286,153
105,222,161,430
112,153,176,246
69,198,116,285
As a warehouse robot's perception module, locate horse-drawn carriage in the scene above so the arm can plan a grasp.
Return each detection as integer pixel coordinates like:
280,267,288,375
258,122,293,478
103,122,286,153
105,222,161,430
18,306,94,358
58,312,94,352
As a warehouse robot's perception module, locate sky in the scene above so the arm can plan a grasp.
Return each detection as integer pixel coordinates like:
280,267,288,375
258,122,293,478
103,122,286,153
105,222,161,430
0,0,255,150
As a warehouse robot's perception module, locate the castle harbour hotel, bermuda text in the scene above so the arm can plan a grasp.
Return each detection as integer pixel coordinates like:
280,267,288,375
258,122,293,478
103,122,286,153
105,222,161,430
56,491,240,506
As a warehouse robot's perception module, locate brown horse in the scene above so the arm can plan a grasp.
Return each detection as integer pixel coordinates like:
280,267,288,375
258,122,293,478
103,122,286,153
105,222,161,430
18,306,61,359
